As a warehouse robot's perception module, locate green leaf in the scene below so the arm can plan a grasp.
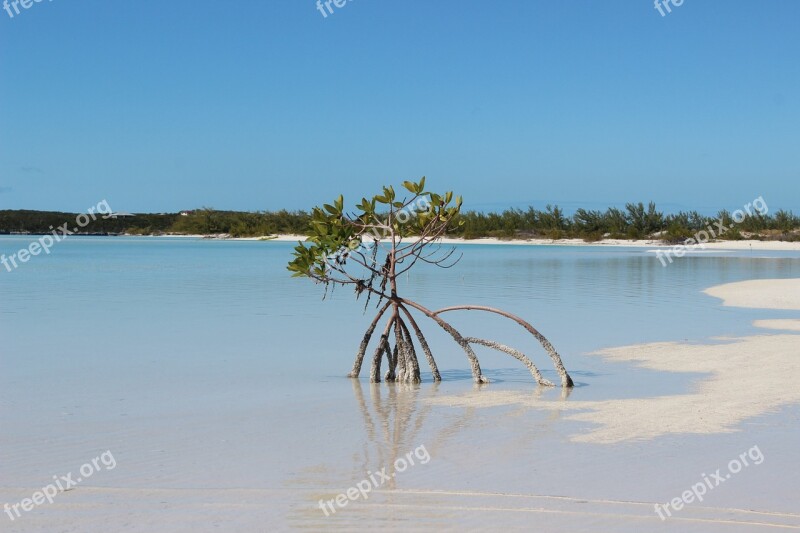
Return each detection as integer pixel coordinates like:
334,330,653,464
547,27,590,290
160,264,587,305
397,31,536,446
402,181,417,194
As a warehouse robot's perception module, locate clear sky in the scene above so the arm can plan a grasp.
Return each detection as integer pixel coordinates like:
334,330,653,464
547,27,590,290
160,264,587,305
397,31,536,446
1,0,798,214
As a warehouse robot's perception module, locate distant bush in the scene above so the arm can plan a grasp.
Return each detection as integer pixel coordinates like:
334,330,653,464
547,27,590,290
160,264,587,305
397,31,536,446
2,203,798,242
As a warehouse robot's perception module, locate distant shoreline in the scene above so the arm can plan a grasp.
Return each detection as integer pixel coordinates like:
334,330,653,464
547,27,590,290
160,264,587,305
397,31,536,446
4,232,800,250
145,233,800,250
4,205,800,246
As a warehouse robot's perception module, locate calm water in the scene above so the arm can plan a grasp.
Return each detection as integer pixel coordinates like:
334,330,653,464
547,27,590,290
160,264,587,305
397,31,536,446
2,237,798,386
1,236,799,530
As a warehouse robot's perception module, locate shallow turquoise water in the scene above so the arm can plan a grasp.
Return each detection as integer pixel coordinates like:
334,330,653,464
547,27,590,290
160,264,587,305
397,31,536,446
1,236,799,529
2,236,798,387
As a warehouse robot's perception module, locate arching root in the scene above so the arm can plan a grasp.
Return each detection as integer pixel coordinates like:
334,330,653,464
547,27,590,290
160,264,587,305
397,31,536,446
464,337,555,387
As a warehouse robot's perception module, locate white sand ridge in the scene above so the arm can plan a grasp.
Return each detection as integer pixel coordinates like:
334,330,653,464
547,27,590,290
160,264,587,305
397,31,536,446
426,278,800,444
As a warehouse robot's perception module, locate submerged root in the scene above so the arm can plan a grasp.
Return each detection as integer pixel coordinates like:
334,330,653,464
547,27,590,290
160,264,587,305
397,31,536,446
435,305,573,388
399,321,421,384
384,343,397,382
399,299,488,384
465,337,554,387
399,306,441,381
349,301,392,378
393,316,421,384
354,300,571,387
369,335,386,383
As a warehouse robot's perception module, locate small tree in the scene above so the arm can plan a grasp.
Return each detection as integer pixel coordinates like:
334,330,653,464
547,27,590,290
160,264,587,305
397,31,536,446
288,178,573,387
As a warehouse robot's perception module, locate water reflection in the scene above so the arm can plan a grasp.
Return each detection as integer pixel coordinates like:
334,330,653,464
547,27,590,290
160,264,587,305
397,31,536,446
349,377,573,484
350,379,463,490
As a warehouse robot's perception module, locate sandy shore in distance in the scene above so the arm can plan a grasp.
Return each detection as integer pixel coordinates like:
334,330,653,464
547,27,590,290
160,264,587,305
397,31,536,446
704,279,800,310
753,319,800,331
118,231,800,250
426,278,800,444
246,234,800,250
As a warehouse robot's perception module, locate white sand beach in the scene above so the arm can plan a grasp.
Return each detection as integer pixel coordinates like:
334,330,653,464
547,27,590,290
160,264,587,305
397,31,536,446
254,233,800,251
704,279,800,310
754,319,800,331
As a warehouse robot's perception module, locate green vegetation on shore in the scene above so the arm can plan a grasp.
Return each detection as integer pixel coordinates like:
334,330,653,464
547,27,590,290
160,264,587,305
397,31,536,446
1,204,799,242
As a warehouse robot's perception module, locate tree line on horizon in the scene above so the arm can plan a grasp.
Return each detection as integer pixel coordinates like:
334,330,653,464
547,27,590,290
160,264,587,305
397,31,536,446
1,203,799,242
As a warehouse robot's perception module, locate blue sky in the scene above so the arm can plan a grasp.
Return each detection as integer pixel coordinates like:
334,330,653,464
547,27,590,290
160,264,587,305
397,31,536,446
1,0,798,214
